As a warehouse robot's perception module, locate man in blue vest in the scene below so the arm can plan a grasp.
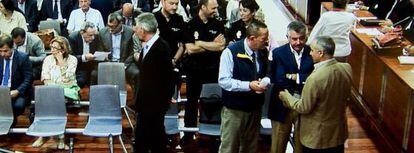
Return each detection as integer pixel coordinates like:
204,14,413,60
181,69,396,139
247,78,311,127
218,20,269,153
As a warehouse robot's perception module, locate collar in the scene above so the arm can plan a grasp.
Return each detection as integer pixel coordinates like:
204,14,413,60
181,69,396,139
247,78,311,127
289,44,304,56
112,26,124,36
314,58,335,71
4,50,15,60
243,38,255,57
144,31,160,50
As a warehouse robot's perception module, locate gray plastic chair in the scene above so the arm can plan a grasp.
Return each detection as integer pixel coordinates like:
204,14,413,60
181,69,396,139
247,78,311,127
199,83,222,136
83,85,127,153
164,102,179,135
260,84,273,135
0,87,13,135
26,85,67,137
97,62,134,132
38,20,61,35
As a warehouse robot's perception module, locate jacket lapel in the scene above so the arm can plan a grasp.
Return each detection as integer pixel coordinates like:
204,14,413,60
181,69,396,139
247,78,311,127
285,45,299,71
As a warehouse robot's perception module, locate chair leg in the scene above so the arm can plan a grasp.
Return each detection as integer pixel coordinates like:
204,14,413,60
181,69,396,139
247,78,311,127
119,135,128,153
69,138,74,153
109,135,114,153
123,107,135,132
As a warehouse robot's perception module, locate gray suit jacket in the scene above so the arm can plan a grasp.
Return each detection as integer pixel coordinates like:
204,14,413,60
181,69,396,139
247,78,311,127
281,59,352,149
99,25,141,67
23,32,46,66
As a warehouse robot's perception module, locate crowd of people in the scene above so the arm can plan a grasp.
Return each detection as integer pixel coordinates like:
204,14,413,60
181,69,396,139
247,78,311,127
0,0,413,152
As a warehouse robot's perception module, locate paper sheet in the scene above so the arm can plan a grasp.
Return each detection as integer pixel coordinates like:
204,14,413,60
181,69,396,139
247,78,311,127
94,51,110,61
261,119,272,128
355,28,383,36
398,56,414,64
357,17,378,20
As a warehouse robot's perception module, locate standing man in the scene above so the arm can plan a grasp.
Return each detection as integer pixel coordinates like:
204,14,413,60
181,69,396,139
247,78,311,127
0,34,32,124
13,0,39,32
67,0,105,34
99,12,140,89
11,27,46,80
133,13,174,153
116,3,141,27
218,20,269,153
268,21,314,153
182,0,226,143
279,36,352,153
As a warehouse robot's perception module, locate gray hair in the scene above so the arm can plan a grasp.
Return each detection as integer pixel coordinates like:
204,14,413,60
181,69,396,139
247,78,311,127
80,21,96,32
246,20,267,37
311,36,335,56
135,13,158,33
287,21,307,35
108,12,123,23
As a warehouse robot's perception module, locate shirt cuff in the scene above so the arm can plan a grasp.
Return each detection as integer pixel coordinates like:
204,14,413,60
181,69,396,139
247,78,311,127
82,54,87,62
296,73,300,84
241,81,251,91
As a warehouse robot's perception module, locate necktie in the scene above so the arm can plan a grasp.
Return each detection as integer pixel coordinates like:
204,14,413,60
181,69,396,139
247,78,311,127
52,0,58,19
251,52,257,78
2,59,10,86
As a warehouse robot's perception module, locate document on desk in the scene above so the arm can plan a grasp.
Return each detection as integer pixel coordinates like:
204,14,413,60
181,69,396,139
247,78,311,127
398,56,414,64
356,28,383,36
357,16,378,20
94,51,110,61
261,118,272,128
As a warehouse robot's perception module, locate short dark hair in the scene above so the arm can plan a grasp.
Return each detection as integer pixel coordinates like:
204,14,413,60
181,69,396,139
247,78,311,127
0,0,16,12
313,36,336,56
0,34,14,48
108,12,123,23
239,0,259,13
11,27,26,39
246,20,267,37
197,0,210,10
287,21,307,35
333,0,349,9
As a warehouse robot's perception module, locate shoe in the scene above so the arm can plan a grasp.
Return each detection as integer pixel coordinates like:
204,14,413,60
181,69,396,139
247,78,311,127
32,137,45,148
179,135,194,146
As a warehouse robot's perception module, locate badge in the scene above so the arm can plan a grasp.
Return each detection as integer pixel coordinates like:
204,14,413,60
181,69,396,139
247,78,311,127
209,30,217,35
171,27,180,32
194,31,199,40
236,31,242,39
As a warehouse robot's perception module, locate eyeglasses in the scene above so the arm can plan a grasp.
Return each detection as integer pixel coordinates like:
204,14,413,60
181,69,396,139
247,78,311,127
50,45,62,50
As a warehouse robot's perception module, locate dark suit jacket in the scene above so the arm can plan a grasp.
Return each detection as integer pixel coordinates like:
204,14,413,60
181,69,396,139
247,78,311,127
68,31,108,71
99,25,135,65
40,0,72,22
388,0,413,24
268,44,314,122
115,9,141,26
13,0,39,32
0,50,33,96
120,0,150,12
136,37,174,113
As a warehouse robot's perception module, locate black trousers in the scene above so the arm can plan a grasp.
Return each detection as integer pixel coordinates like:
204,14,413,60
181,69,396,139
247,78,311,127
302,144,344,153
134,111,167,153
184,68,218,136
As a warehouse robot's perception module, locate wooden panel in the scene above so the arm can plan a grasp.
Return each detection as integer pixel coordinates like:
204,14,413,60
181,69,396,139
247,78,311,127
409,92,414,152
382,71,411,148
361,51,383,117
349,34,365,91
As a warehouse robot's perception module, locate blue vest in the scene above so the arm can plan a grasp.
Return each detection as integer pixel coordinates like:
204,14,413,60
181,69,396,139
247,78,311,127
222,40,267,112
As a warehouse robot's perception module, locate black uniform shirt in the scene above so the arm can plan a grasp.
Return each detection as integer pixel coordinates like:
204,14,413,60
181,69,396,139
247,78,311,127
154,11,187,56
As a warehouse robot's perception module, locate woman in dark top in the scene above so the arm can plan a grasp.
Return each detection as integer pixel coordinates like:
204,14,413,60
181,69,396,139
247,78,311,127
227,0,260,42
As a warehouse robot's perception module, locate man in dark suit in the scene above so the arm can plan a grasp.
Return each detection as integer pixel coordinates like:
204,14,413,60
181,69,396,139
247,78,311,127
13,0,39,32
0,34,32,124
40,0,73,36
268,21,314,153
115,3,141,27
68,21,108,88
120,0,150,12
99,12,140,88
132,13,174,153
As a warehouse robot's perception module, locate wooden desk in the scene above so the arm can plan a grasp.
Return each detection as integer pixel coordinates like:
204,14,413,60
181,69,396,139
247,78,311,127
322,2,414,152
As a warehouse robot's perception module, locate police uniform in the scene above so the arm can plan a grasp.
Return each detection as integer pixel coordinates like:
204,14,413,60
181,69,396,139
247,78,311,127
182,14,225,137
154,11,187,57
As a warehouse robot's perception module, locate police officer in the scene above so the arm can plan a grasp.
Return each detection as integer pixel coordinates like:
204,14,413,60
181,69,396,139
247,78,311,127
227,0,260,42
182,0,226,144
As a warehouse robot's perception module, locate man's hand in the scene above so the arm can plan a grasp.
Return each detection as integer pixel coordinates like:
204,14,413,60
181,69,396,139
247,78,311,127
278,89,293,107
85,53,95,61
249,80,266,93
10,90,19,98
134,52,140,62
214,34,225,43
286,73,297,81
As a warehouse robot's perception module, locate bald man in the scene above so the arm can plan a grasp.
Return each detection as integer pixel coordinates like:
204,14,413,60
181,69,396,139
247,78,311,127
115,3,141,27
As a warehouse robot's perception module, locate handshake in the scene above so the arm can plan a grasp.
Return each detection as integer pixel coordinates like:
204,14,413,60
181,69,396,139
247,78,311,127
249,77,271,94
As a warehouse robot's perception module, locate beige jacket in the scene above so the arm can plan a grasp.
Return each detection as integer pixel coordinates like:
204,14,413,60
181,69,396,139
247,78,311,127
281,59,352,149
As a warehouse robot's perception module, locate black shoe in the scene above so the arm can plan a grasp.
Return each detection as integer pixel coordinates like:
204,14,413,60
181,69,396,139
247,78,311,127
180,135,194,146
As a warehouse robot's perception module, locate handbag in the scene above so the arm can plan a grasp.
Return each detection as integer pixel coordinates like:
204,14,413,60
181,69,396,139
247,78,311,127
34,29,55,49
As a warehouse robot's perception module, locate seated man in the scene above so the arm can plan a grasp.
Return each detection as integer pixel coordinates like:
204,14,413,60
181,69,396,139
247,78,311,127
0,34,33,125
11,27,46,80
68,21,108,88
115,3,141,27
99,12,140,88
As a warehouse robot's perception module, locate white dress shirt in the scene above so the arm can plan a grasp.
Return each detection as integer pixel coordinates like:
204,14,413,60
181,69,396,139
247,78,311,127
52,0,64,21
67,8,105,32
18,2,25,14
142,32,159,60
13,33,28,53
111,28,123,61
289,44,303,84
81,36,90,62
307,11,357,57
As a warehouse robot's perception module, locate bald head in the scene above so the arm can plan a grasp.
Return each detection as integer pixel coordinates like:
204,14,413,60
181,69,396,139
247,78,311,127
122,3,134,18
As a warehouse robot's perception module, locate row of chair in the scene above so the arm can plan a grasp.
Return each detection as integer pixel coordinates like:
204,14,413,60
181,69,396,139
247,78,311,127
0,85,128,153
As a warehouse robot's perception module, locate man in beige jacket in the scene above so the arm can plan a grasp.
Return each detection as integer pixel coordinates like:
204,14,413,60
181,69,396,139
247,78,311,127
279,36,352,153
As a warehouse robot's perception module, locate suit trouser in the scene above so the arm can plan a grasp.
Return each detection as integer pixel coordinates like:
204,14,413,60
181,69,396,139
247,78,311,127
302,144,344,153
12,96,27,125
76,69,97,88
134,111,167,153
184,68,217,136
218,107,261,153
271,110,302,153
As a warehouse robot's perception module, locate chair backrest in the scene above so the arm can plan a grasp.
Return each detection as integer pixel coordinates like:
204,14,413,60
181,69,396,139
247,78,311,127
199,83,223,124
89,85,121,119
0,87,13,120
38,20,61,35
97,62,126,91
34,85,66,119
262,84,274,118
165,102,178,116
